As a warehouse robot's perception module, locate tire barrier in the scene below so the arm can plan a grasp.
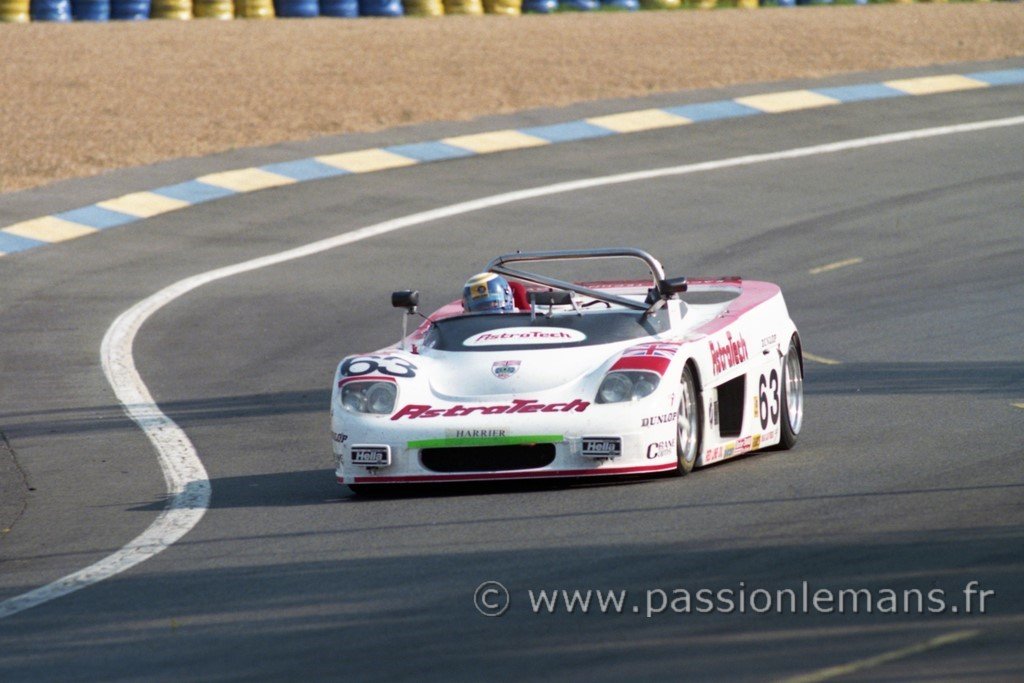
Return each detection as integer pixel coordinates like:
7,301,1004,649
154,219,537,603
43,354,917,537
30,0,72,19
561,0,597,9
0,0,31,20
72,0,109,18
110,0,149,17
273,0,318,15
359,0,403,14
442,0,481,13
403,0,442,15
521,0,555,11
482,0,519,13
3,0,993,23
194,0,232,15
151,0,191,16
235,0,273,15
321,0,357,14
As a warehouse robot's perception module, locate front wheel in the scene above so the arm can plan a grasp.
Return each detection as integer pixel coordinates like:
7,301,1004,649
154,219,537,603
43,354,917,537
674,364,702,475
777,337,803,450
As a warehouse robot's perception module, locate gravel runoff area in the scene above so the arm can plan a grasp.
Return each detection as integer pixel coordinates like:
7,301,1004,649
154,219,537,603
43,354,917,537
0,4,1022,194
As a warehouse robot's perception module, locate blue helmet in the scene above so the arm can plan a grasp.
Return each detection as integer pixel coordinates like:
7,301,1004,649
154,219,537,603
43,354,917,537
463,272,514,313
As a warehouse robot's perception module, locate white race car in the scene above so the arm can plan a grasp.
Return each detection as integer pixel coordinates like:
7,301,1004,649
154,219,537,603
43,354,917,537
331,248,803,492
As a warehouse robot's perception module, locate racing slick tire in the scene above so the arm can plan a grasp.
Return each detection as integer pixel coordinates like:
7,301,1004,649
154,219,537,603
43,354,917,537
777,336,804,450
674,363,702,476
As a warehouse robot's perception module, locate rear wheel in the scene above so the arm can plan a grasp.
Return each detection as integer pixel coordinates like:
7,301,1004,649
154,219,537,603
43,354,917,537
675,364,702,475
777,338,803,450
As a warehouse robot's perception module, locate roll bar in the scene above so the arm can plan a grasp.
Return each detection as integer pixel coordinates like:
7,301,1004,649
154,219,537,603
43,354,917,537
485,248,685,312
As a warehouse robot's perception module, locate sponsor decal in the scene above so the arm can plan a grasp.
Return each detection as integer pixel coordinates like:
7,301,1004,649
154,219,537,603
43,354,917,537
332,432,348,444
463,327,586,347
709,399,719,427
646,439,675,459
704,446,724,464
611,341,683,376
446,428,508,439
641,411,678,428
491,360,521,380
392,398,590,420
761,334,777,350
350,445,391,467
724,441,736,458
709,331,748,375
737,436,752,450
752,434,761,450
581,437,622,458
340,355,416,379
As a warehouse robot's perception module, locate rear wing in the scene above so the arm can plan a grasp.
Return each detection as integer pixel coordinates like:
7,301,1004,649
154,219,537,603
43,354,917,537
486,248,687,313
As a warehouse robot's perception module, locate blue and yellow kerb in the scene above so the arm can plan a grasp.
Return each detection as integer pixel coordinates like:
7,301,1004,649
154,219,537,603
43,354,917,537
1,68,1021,257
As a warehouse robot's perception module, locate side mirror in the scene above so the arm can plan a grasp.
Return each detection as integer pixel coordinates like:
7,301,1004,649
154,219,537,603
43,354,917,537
530,290,572,306
658,277,688,296
391,290,419,311
392,290,420,352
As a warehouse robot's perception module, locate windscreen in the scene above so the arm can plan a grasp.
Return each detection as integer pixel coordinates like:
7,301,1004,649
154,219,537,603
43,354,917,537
421,309,671,352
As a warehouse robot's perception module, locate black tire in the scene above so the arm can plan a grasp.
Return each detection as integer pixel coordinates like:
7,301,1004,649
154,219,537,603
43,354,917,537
777,336,803,450
674,364,703,476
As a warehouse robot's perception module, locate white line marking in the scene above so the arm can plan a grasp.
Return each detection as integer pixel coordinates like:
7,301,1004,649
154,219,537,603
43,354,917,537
1,114,1021,620
809,257,863,275
803,352,843,366
780,629,979,683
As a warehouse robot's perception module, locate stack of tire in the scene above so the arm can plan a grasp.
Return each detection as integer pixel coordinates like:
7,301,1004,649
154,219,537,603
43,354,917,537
0,0,886,21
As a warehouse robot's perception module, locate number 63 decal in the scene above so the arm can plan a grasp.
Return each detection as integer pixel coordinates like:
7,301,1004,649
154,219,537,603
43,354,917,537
759,369,780,430
341,355,417,379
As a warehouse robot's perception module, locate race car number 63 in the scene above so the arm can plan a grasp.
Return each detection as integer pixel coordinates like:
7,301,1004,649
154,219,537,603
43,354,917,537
759,369,779,430
341,355,417,378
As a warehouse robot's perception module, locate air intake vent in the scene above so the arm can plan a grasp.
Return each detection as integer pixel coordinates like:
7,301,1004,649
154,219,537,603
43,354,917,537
421,444,556,473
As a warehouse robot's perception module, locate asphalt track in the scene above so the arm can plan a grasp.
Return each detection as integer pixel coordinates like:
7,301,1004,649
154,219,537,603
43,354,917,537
1,60,1023,681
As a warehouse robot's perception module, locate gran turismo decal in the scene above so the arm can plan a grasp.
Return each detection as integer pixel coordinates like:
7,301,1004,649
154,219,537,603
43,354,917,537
641,411,678,427
581,437,623,458
341,355,417,379
463,327,586,347
646,439,675,459
709,331,748,375
392,398,590,420
491,360,521,379
758,369,780,430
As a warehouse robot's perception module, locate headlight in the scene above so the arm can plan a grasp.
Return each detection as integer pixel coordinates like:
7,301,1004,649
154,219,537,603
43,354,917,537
596,371,661,404
340,381,397,414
